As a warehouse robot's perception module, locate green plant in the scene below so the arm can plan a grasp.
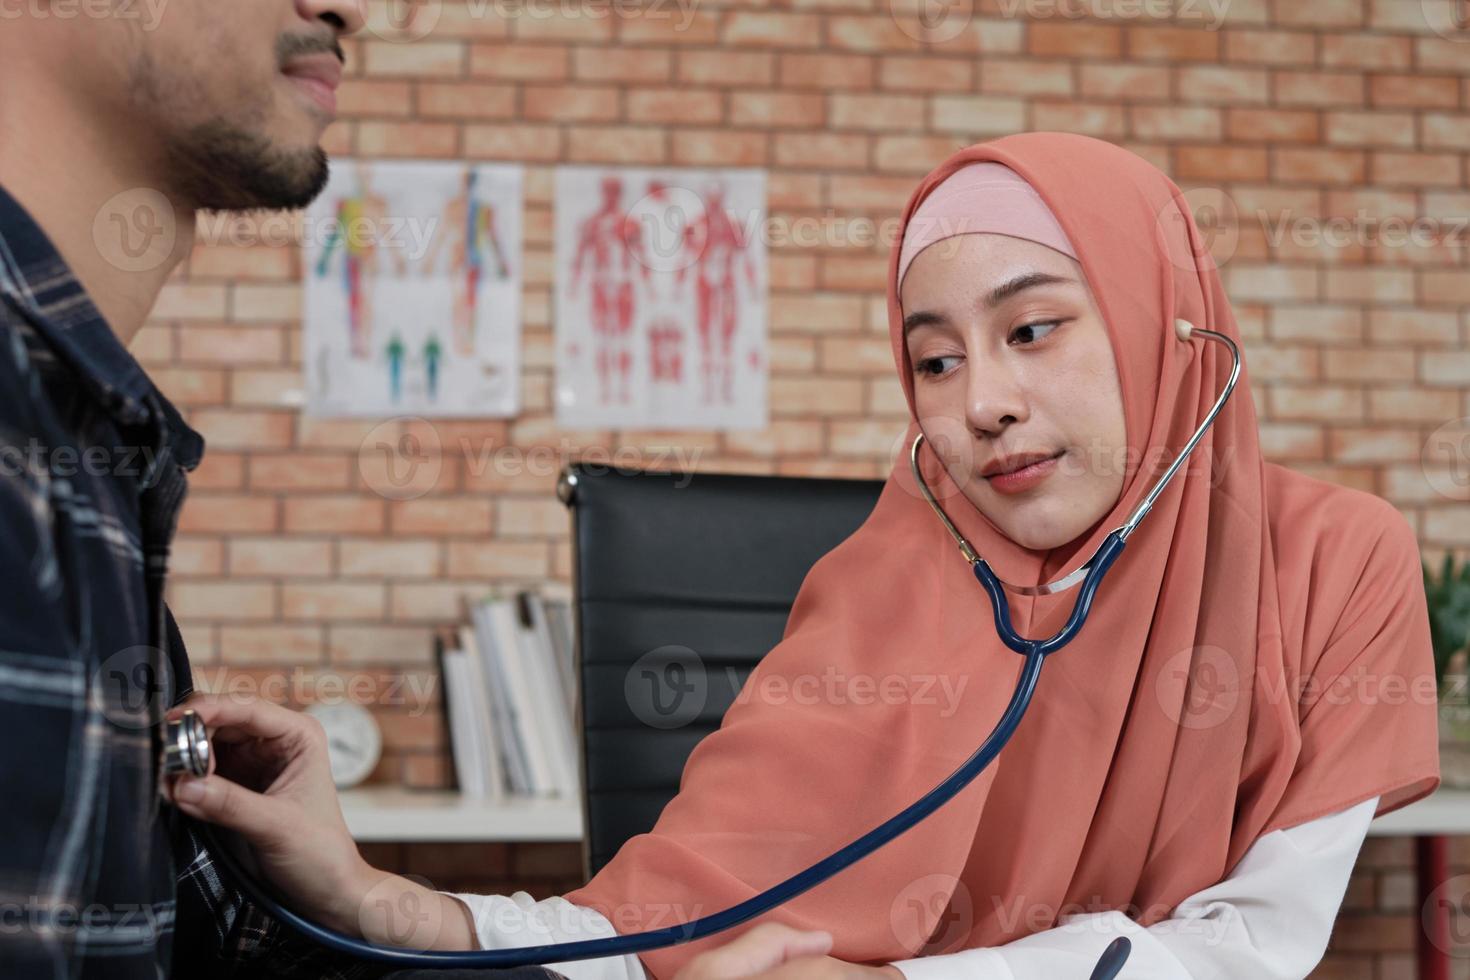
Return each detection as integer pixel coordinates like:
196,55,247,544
1424,551,1470,699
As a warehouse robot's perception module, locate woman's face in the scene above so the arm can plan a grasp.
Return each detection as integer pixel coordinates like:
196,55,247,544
899,232,1127,552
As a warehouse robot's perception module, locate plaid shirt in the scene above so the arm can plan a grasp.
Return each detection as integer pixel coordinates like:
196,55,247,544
0,183,568,980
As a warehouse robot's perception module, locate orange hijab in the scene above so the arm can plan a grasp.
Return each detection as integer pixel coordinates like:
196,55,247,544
564,132,1440,978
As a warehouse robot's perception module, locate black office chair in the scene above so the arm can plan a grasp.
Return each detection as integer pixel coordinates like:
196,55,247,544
556,462,885,880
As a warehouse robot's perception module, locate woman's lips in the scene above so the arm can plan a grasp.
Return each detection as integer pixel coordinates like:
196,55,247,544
984,451,1063,495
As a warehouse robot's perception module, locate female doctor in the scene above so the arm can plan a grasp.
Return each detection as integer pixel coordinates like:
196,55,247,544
169,132,1441,980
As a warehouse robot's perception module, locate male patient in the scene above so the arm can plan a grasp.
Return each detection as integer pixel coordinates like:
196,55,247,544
0,2,467,977
0,3,829,978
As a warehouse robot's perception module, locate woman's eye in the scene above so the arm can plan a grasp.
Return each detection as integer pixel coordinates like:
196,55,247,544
1011,320,1061,345
915,355,961,376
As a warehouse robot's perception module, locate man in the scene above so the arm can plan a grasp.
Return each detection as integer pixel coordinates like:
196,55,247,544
0,2,839,978
0,2,448,976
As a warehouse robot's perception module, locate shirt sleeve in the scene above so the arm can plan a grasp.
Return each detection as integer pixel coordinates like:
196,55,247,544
888,795,1379,980
446,890,651,980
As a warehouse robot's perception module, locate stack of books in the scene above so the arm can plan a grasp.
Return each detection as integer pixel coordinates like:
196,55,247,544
438,587,579,800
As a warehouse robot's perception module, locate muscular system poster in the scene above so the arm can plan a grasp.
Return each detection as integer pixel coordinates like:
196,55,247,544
553,166,768,430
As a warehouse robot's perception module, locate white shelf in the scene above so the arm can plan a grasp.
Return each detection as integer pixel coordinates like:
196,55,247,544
1368,787,1470,837
340,787,584,842
339,786,1470,843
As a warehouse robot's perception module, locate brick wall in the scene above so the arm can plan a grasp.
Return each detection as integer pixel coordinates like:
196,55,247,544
147,0,1470,971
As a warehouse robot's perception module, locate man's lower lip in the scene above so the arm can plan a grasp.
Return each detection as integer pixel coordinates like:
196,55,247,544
285,74,337,116
985,453,1062,493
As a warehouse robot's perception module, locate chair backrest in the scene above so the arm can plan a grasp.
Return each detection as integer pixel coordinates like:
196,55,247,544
558,463,885,879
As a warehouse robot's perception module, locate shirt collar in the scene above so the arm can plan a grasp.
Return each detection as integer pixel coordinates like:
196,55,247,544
0,181,204,471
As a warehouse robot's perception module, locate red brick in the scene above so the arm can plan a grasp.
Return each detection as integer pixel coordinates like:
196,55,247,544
723,12,822,48
170,582,276,620
523,85,620,122
567,126,665,164
672,130,770,167
464,123,563,161
1224,28,1316,65
219,625,325,665
283,497,386,534
335,80,414,117
880,56,973,93
730,91,824,128
190,410,294,450
1033,102,1126,137
679,51,775,86
1126,25,1221,61
1028,22,1122,59
1272,148,1367,185
363,40,465,77
339,539,442,578
1226,108,1319,143
1177,66,1269,104
1176,144,1269,181
1274,71,1365,107
626,88,725,125
389,499,494,535
177,324,285,365
1078,63,1169,100
327,626,437,664
468,43,569,80
779,53,873,89
417,82,517,119
229,538,334,577
178,495,279,534
575,47,673,83
282,583,387,621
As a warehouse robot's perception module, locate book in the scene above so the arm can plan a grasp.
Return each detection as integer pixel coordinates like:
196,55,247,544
469,600,535,795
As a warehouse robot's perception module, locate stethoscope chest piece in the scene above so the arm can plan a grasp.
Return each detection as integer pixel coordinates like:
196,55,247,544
163,708,211,784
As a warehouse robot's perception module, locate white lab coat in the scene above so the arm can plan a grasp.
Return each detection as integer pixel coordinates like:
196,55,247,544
445,794,1378,980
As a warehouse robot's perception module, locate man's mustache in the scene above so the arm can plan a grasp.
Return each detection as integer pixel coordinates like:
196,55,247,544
278,32,345,68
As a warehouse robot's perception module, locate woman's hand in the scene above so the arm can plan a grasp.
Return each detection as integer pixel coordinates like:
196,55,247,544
164,693,378,936
671,923,904,980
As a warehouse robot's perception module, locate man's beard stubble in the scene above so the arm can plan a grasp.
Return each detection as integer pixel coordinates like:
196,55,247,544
165,117,331,214
127,34,335,215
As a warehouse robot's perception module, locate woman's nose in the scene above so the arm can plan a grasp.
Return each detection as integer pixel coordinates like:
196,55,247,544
964,357,1028,437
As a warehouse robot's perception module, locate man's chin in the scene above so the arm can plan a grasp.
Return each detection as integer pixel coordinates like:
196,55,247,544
166,118,331,212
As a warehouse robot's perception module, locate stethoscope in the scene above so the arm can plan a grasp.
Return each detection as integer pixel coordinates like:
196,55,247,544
163,318,1238,978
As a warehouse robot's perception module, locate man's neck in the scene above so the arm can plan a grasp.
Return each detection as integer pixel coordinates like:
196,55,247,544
0,74,194,346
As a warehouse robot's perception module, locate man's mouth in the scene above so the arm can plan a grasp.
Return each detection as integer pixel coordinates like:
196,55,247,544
281,53,342,118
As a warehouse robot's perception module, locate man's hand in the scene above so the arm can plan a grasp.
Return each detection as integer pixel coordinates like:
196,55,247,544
671,923,904,980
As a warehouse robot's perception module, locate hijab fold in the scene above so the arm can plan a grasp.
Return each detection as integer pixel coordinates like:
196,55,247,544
564,132,1440,979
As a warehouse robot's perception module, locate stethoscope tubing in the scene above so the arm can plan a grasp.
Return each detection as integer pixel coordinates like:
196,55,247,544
190,319,1238,971
197,643,1054,967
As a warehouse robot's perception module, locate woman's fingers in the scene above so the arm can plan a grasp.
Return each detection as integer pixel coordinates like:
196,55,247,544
170,773,288,844
677,923,834,980
167,691,310,740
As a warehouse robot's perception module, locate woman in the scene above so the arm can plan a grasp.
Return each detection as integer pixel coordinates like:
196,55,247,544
171,132,1441,980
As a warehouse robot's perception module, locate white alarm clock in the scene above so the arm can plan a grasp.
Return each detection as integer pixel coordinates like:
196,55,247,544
306,701,382,788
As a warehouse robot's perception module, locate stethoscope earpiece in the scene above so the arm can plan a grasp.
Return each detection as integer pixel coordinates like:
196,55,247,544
1174,317,1194,342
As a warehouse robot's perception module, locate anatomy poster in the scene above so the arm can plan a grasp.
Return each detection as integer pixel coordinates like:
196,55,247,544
554,166,767,429
303,159,522,417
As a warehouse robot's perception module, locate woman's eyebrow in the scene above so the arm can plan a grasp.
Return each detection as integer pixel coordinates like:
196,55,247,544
902,310,947,336
983,270,1077,309
902,271,1079,337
